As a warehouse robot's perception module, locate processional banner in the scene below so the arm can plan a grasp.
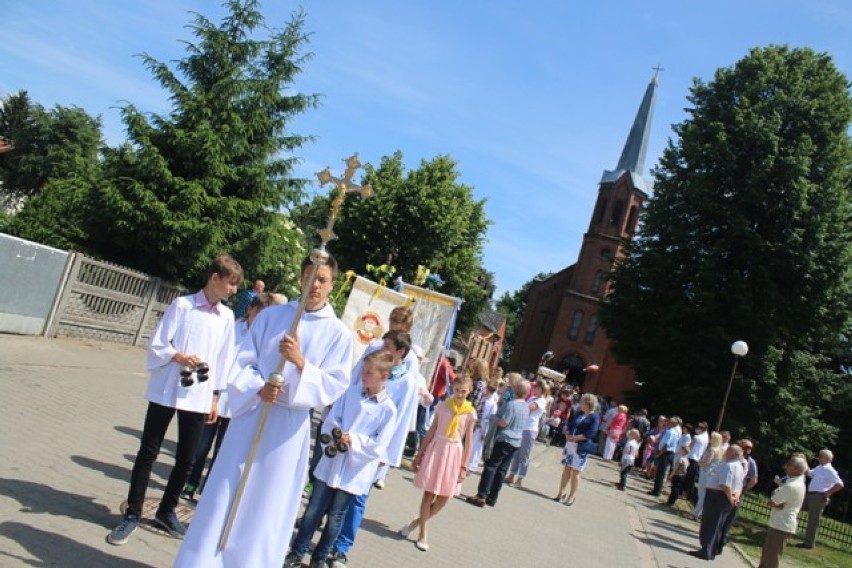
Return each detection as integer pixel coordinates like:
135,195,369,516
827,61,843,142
340,276,461,383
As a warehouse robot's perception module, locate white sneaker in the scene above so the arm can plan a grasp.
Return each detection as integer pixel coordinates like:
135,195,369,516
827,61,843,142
373,479,385,489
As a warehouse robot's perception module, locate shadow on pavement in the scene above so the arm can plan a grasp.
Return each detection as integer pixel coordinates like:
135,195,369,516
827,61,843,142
631,532,693,555
513,485,553,500
0,521,155,567
648,517,698,538
0,478,113,528
360,517,401,541
114,426,177,456
69,455,166,493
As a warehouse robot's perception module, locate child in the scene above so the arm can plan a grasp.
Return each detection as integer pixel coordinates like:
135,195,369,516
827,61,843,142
468,383,498,473
284,350,397,568
616,429,641,491
108,255,241,545
667,444,691,505
402,376,477,551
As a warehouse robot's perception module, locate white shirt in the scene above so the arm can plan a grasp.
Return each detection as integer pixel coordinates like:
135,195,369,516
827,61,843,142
145,290,235,413
524,396,546,431
621,439,640,466
314,384,397,496
769,475,806,534
688,431,709,461
809,462,844,493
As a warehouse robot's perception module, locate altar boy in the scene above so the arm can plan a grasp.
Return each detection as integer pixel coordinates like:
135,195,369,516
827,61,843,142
285,350,397,568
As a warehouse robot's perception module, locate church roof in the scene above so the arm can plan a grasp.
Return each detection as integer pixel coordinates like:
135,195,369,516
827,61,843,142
478,308,507,333
600,76,658,192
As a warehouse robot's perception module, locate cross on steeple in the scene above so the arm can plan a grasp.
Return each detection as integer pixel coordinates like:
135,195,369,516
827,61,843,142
652,64,665,79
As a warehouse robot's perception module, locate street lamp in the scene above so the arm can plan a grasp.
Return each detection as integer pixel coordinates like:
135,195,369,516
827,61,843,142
715,340,749,431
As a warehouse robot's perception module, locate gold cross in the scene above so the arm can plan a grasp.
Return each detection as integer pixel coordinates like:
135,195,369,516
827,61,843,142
315,154,373,244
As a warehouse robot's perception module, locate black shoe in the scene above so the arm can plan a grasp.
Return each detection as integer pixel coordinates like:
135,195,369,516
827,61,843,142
328,550,348,568
687,550,709,560
485,498,496,507
284,552,304,568
153,509,187,538
794,543,813,549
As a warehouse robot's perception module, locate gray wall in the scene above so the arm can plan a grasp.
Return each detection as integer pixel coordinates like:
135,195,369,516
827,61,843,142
0,233,70,335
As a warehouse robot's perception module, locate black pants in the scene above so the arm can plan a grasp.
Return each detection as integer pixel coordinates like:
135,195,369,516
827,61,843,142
186,417,230,491
652,452,673,495
667,474,685,505
683,458,700,500
127,402,206,517
697,489,734,559
477,440,517,503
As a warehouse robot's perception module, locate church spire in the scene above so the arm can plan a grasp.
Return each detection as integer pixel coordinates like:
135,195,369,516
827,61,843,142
601,73,659,190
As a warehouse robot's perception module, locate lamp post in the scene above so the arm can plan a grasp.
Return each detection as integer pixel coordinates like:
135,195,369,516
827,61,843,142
715,340,749,431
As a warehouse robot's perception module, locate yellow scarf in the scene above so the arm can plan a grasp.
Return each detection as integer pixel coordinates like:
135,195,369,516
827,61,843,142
445,397,475,438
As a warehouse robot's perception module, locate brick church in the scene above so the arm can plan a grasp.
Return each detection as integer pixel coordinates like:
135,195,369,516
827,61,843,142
510,76,659,401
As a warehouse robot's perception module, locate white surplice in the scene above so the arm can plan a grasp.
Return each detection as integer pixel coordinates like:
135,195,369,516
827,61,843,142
174,301,353,568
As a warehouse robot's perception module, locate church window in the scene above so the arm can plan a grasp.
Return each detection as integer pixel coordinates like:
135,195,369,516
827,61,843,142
626,205,639,235
600,248,613,262
610,200,625,227
591,270,604,294
583,314,598,345
568,310,583,340
594,198,608,225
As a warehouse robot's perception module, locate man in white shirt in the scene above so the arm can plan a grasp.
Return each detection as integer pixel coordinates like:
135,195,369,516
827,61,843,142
683,422,709,499
797,449,845,549
689,444,745,561
760,456,807,568
108,255,241,545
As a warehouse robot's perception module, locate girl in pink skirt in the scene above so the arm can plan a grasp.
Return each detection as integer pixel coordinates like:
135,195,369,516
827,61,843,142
400,376,476,551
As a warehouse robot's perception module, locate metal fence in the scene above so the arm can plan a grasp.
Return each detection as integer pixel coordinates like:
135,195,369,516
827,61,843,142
46,253,183,347
739,492,852,550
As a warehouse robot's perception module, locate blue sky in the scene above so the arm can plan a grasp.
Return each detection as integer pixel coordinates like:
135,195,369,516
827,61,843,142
3,1,850,298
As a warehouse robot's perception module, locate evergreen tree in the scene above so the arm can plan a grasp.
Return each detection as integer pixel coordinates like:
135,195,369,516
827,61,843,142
1,91,103,248
93,0,314,292
298,151,491,333
599,46,852,461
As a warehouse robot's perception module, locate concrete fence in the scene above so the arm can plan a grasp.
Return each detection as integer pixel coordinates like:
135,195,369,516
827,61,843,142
1,232,182,347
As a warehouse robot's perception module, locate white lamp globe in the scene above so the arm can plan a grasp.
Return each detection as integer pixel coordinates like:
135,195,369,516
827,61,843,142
731,341,749,357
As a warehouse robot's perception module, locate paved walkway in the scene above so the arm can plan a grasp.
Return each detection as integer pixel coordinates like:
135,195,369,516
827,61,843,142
0,335,751,567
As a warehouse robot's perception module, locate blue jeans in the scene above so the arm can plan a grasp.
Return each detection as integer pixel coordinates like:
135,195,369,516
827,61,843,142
291,479,356,562
331,491,368,554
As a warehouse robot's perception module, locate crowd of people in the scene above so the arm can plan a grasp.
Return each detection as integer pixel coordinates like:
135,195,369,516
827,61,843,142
103,252,845,568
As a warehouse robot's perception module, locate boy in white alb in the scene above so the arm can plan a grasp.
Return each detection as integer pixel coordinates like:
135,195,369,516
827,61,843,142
285,350,397,568
617,429,641,491
108,255,241,545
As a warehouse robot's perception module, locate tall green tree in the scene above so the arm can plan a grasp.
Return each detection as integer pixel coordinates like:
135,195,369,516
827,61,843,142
0,91,103,204
599,46,852,463
1,91,103,248
298,151,491,332
92,0,314,291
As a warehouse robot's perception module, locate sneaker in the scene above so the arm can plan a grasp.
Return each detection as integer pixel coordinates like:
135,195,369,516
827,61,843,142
329,550,348,568
107,514,140,545
284,552,304,567
373,479,385,490
309,557,330,568
153,509,187,538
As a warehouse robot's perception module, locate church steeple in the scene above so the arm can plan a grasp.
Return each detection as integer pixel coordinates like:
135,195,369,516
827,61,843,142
600,74,659,191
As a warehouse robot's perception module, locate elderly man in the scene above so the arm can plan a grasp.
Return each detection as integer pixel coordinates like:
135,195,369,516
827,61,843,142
717,439,758,555
797,449,845,549
759,456,807,568
688,444,745,560
649,417,679,497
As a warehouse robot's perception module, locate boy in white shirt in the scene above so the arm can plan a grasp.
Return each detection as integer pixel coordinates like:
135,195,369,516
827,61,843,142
285,350,397,568
108,255,241,545
617,429,641,491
